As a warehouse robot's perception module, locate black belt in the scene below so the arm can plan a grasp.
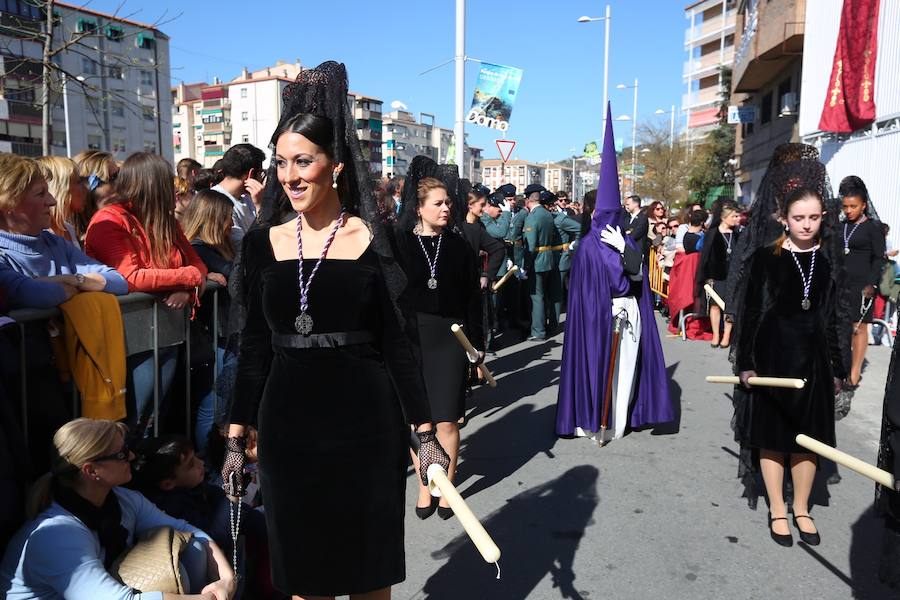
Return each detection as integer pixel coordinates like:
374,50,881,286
272,331,376,349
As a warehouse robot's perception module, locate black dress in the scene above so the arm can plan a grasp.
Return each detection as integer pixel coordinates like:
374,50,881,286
736,246,846,453
843,219,885,323
230,227,431,596
397,230,483,422
697,227,739,301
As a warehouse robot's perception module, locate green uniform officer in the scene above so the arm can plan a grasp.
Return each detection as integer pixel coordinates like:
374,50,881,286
554,208,582,291
523,185,563,340
480,193,512,277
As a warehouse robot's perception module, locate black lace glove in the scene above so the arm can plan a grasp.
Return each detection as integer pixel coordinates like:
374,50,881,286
222,435,247,498
416,429,450,487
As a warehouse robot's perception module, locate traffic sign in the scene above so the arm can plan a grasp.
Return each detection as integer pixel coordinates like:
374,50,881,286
496,140,516,163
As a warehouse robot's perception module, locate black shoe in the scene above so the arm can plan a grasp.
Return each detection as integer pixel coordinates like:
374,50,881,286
769,513,793,547
527,336,546,342
792,514,820,545
415,497,437,520
437,505,454,520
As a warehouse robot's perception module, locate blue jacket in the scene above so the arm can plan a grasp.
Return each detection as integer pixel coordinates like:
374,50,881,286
0,487,212,600
0,230,127,309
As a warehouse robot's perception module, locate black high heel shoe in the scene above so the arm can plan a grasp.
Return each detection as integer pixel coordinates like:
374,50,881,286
769,513,793,547
437,505,454,520
792,514,820,545
415,497,437,520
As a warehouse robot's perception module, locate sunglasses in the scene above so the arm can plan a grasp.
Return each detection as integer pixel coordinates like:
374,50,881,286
93,441,131,463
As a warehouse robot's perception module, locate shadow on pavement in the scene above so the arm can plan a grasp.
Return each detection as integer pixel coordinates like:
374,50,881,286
651,362,683,435
465,354,561,423
487,337,562,380
419,465,599,600
456,403,558,500
847,506,899,599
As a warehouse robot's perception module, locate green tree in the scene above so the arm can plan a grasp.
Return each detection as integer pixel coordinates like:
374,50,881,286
687,67,736,205
635,120,691,205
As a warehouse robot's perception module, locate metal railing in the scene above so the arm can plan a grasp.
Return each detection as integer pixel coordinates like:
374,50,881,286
6,283,224,444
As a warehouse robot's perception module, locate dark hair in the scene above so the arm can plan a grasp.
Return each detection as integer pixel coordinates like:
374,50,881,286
884,223,891,236
219,143,265,179
271,113,335,158
131,435,194,494
386,177,404,198
626,194,641,206
192,168,223,191
580,189,598,237
781,186,824,217
176,158,201,181
115,153,180,267
838,175,869,205
689,209,708,227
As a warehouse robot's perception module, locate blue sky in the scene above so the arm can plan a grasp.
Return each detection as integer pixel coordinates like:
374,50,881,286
83,0,686,161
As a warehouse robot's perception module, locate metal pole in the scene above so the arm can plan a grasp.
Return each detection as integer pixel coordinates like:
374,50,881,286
670,104,675,149
63,74,72,158
632,78,638,191
454,0,466,177
152,302,159,438
603,4,611,120
184,307,191,437
572,155,576,199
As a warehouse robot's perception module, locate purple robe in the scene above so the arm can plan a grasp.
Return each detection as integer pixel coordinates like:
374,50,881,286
555,208,674,436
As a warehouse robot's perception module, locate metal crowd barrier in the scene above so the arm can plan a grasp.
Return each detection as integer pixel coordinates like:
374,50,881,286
6,283,223,443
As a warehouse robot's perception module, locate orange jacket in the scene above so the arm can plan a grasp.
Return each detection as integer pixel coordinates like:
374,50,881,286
56,292,127,420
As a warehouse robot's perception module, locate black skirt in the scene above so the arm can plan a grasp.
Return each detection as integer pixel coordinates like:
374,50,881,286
257,344,408,596
417,312,468,422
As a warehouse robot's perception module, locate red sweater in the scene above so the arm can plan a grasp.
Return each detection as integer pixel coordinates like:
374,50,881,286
85,202,207,293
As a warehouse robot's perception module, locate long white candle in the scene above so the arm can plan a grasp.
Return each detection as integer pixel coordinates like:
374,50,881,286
705,375,806,389
450,324,497,387
427,464,501,564
796,434,895,489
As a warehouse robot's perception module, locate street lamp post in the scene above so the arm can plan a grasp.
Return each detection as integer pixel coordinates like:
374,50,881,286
616,78,639,192
577,5,611,121
654,104,676,148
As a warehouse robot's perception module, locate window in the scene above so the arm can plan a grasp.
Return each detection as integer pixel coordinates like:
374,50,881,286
240,88,247,98
143,141,157,154
76,18,98,33
242,135,249,143
107,65,124,79
142,106,155,121
82,58,98,76
136,33,156,50
140,70,154,87
111,101,125,117
241,112,248,121
104,25,124,42
761,91,773,124
113,138,126,153
87,134,103,150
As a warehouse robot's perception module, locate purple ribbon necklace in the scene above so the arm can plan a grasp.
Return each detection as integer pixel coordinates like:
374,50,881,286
294,210,345,335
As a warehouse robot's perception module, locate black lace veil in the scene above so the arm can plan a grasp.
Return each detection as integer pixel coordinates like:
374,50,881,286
395,155,464,235
838,174,880,222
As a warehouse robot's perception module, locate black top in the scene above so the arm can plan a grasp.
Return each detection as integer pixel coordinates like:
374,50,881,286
191,239,233,279
843,218,886,288
230,227,432,426
698,227,740,283
461,220,505,280
397,230,485,351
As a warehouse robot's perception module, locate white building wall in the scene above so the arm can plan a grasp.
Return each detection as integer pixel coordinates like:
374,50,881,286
229,79,287,161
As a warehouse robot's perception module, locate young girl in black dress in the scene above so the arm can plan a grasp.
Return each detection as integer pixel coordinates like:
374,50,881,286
735,187,847,547
698,201,741,348
838,176,885,397
223,62,448,600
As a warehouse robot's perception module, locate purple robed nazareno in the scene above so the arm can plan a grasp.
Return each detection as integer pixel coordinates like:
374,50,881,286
555,104,673,436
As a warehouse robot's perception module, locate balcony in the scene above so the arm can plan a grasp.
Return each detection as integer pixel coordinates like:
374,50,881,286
683,46,735,79
354,107,372,120
733,0,806,93
684,9,737,47
682,86,724,110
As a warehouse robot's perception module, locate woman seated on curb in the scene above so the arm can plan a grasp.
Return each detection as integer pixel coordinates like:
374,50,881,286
0,153,127,310
0,418,236,600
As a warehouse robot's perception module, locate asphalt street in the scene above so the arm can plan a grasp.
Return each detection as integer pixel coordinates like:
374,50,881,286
395,315,897,600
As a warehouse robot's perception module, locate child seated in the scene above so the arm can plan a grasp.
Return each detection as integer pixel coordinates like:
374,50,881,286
131,436,279,599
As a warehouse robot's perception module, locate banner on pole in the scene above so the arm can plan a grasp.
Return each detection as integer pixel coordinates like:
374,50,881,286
467,62,523,132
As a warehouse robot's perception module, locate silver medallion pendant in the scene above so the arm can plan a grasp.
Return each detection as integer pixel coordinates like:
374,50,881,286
844,247,850,255
801,298,811,311
295,312,314,335
727,248,732,255
427,277,438,290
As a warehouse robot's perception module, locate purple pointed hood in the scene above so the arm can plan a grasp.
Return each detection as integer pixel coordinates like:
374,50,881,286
592,102,622,232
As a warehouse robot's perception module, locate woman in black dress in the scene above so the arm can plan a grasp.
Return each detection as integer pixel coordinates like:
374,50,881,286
838,176,885,395
223,62,448,599
697,201,741,347
735,186,847,547
395,157,484,521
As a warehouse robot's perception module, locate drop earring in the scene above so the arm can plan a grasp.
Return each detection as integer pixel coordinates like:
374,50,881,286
332,170,339,189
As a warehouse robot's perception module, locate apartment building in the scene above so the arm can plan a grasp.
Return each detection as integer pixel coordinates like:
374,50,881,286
683,0,737,146
543,163,573,196
172,61,384,173
0,1,171,160
480,159,546,193
382,110,481,179
731,0,806,204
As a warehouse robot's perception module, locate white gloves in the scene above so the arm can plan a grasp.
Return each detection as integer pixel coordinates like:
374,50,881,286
600,224,626,254
501,200,512,212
